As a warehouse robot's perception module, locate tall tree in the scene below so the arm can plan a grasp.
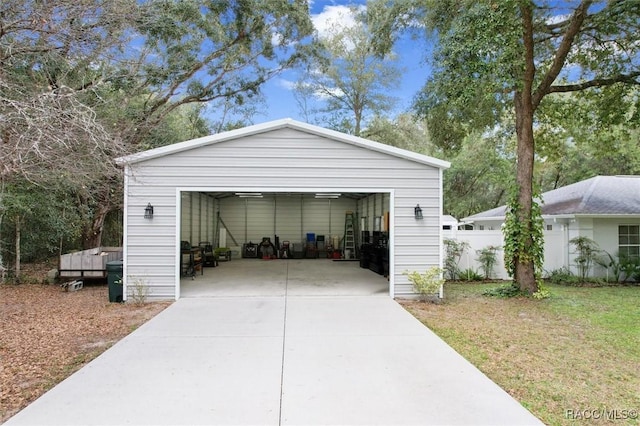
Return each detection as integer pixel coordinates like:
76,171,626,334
444,130,515,219
0,0,133,276
0,0,132,184
362,114,437,155
294,6,401,136
0,0,314,276
125,0,314,144
534,87,640,190
370,0,640,293
90,0,312,247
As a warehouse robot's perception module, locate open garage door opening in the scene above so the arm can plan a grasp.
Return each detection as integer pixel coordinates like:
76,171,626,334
177,190,392,298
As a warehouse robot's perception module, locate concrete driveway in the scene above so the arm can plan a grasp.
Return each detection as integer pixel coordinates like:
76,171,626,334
6,260,541,425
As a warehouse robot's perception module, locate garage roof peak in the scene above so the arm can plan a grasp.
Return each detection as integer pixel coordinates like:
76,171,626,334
115,118,451,169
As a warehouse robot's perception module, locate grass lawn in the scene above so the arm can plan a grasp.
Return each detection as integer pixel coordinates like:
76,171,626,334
401,283,640,426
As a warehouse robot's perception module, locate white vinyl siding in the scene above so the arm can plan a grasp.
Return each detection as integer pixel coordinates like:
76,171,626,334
123,126,445,300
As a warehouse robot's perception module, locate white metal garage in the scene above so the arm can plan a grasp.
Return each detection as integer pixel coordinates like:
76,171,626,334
116,119,450,300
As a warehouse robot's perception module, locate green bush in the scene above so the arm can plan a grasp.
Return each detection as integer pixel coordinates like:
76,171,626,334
570,236,600,282
594,251,624,283
443,239,469,280
476,245,500,279
546,267,582,286
619,255,640,283
483,284,521,298
403,267,444,301
483,282,550,299
532,285,551,299
458,268,484,282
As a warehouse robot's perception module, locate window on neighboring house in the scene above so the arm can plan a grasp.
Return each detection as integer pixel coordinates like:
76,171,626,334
619,225,640,259
546,224,553,231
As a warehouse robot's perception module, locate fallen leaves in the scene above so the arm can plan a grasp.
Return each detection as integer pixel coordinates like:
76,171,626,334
0,283,169,422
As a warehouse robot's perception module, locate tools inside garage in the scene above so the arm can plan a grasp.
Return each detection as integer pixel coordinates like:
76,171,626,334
181,192,390,277
236,209,389,276
241,234,331,259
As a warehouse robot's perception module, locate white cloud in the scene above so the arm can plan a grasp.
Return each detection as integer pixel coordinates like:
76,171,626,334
545,13,571,26
276,78,297,91
311,4,365,39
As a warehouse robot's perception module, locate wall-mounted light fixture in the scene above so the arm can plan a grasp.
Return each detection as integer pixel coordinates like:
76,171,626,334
414,204,423,220
144,203,154,219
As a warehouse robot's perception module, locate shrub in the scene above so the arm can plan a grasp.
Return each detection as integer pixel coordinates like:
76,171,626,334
483,284,521,298
476,245,501,279
532,284,551,299
483,282,550,299
458,268,484,282
128,277,149,305
546,267,581,286
443,239,469,280
594,251,624,283
569,236,600,282
404,267,444,301
593,250,640,283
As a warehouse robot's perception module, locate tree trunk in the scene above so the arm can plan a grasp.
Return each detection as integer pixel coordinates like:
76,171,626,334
82,204,111,249
0,216,4,283
0,182,5,282
15,217,21,280
510,3,539,295
354,110,362,136
514,92,538,294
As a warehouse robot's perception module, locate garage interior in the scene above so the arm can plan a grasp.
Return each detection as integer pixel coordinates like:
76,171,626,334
179,191,391,296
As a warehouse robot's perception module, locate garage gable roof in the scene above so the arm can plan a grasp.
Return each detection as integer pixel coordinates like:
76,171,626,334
115,118,451,169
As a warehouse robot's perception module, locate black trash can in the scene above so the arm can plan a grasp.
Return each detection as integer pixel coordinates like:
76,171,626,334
106,260,123,303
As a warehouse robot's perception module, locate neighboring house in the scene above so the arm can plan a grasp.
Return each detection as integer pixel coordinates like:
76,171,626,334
458,175,640,279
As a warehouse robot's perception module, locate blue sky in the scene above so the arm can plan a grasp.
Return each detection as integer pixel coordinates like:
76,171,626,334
252,1,433,125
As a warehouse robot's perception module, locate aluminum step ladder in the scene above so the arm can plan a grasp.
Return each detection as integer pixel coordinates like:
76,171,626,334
343,211,356,259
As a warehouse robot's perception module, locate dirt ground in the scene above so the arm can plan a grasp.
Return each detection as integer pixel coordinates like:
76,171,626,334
0,282,170,423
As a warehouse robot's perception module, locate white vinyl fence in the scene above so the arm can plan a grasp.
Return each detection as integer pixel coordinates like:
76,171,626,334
445,230,566,280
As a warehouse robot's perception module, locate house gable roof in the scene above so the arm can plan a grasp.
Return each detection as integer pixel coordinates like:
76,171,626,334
463,175,640,221
115,118,451,169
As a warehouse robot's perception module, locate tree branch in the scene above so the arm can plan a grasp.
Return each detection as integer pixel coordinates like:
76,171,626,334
548,71,640,93
533,0,592,109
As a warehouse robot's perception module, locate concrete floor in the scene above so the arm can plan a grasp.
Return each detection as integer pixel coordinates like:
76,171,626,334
6,259,542,425
180,258,390,298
